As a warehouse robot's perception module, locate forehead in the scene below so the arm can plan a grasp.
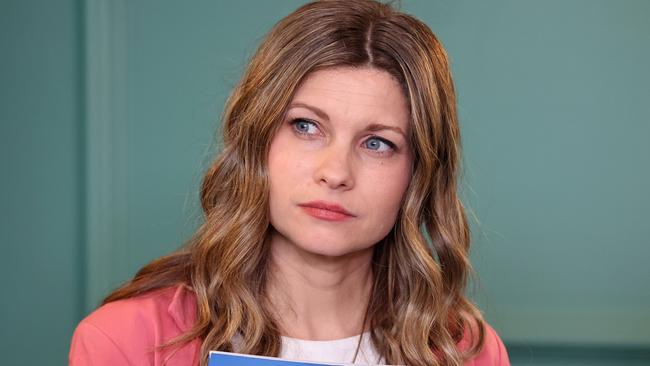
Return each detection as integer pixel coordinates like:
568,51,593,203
289,67,410,130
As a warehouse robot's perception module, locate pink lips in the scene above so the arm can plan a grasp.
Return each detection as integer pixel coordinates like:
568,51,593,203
298,201,355,221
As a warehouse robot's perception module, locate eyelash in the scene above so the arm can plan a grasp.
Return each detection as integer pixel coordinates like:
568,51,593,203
288,118,397,154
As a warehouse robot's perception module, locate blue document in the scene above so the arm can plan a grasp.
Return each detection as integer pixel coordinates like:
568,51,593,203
209,351,343,366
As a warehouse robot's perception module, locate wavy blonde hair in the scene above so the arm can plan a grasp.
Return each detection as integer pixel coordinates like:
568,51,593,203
104,1,485,365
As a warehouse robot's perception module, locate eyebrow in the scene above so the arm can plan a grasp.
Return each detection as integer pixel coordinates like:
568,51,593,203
365,123,407,139
288,102,407,138
288,102,329,121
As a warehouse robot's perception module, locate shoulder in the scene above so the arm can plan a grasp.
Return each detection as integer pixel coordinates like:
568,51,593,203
69,284,200,365
80,284,197,336
459,322,510,366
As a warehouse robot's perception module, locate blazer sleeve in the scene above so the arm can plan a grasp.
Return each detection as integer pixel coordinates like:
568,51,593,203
491,325,510,366
68,285,199,366
69,320,132,366
469,323,510,366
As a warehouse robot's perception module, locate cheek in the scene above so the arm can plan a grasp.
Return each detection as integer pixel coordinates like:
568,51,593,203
380,178,410,215
268,132,294,180
371,159,411,200
362,163,412,231
267,133,312,201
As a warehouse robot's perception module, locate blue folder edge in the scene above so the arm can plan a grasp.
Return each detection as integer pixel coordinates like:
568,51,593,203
208,351,343,366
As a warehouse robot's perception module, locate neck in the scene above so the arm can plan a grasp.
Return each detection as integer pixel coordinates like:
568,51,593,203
266,231,374,341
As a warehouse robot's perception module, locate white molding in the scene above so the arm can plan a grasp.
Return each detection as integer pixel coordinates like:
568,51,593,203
84,0,129,313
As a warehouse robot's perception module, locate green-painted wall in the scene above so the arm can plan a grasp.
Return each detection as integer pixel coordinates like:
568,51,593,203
414,0,650,346
0,0,83,365
1,1,648,365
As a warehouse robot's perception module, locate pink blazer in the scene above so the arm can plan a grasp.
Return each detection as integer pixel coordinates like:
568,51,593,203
69,285,510,365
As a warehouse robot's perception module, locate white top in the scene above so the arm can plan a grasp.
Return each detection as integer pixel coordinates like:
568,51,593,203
279,331,383,365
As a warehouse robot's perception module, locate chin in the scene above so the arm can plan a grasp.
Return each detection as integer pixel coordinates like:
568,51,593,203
294,237,374,259
269,221,379,259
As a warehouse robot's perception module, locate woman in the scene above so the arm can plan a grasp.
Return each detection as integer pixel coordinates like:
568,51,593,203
69,1,509,365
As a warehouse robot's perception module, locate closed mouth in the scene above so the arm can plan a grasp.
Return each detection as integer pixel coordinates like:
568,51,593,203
297,201,356,220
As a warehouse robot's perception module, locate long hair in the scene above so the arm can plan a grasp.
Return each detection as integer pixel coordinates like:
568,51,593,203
104,1,485,365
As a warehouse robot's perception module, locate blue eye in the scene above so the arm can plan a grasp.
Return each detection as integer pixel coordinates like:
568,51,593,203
364,136,394,152
291,118,318,135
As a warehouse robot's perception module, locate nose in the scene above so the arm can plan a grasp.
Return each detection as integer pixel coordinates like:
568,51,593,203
313,145,355,190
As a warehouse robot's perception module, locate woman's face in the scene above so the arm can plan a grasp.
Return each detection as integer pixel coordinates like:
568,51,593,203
267,67,412,258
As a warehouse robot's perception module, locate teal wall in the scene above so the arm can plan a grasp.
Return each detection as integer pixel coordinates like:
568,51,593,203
415,0,650,346
1,0,83,365
1,1,648,365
